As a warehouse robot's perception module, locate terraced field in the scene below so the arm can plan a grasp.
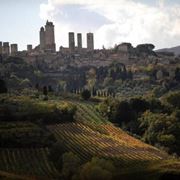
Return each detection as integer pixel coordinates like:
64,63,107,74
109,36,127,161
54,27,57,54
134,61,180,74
48,100,169,165
0,148,59,179
67,100,109,124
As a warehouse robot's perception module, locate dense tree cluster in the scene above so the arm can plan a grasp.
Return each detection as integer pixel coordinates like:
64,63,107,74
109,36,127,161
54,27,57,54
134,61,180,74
0,96,76,123
97,91,180,155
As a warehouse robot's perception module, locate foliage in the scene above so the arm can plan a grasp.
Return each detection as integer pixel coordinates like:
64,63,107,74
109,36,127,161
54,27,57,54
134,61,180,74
62,152,81,179
0,79,7,93
49,140,67,170
165,91,180,109
98,98,138,131
152,86,167,98
129,97,149,114
78,157,115,180
0,96,76,123
81,89,91,100
139,111,180,154
0,122,55,148
97,94,180,154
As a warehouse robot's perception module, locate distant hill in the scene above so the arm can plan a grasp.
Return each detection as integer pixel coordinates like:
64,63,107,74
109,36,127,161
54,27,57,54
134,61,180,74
156,46,180,56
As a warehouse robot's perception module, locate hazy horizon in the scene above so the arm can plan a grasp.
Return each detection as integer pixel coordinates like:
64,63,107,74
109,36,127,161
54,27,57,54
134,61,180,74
1,0,180,50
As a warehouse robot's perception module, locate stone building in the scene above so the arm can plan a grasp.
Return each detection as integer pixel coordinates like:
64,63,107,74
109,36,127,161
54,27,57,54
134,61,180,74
69,32,75,52
3,42,10,55
11,44,18,55
116,43,133,52
77,33,82,49
87,33,94,51
39,20,56,52
0,42,2,54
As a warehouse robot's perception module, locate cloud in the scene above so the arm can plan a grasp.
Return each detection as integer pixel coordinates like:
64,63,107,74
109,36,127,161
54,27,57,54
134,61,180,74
39,0,180,49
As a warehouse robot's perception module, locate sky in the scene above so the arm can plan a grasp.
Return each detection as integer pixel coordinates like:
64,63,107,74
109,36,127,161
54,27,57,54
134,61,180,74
0,0,180,50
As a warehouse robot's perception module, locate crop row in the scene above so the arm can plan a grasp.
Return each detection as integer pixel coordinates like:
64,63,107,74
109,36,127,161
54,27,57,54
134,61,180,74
67,100,108,124
48,122,167,166
0,148,59,178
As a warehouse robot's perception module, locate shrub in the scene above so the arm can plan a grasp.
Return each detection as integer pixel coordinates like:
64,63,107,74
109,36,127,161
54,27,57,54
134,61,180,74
79,157,115,180
165,91,180,109
62,152,81,179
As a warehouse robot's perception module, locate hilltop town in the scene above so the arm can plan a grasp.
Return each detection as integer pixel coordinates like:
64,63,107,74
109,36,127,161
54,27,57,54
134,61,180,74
0,20,180,97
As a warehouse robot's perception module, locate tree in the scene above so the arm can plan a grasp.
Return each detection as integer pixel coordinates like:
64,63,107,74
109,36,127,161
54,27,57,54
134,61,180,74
43,86,48,96
79,157,115,180
138,111,180,154
48,85,53,92
49,141,67,170
165,91,180,109
0,79,8,93
114,101,136,123
62,152,81,179
81,89,91,100
20,78,31,88
129,97,149,114
43,86,48,100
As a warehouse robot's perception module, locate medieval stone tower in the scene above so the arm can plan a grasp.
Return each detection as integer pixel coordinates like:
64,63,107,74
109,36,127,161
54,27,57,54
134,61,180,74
87,33,94,51
77,33,82,49
27,44,33,53
69,32,75,52
40,27,45,51
11,44,18,55
0,42,2,54
3,42,10,55
45,20,56,52
39,20,56,52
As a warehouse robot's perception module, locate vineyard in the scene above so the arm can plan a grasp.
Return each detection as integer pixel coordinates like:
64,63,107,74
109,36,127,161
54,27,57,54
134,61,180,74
67,100,109,124
48,122,168,163
0,98,179,179
0,148,59,179
48,100,168,164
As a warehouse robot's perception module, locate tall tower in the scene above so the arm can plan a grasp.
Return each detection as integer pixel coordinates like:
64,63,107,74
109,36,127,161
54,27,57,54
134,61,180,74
69,32,75,52
11,44,18,55
77,33,82,49
0,42,2,54
87,33,94,51
40,27,45,51
45,20,56,52
27,44,33,53
3,42,10,55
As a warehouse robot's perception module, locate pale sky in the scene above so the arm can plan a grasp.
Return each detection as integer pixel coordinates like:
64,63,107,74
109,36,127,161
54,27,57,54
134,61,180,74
0,0,180,50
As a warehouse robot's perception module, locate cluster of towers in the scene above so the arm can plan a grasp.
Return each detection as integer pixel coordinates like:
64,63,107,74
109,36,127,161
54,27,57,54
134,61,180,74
0,42,18,56
0,20,94,57
39,20,56,52
68,32,94,52
39,20,94,53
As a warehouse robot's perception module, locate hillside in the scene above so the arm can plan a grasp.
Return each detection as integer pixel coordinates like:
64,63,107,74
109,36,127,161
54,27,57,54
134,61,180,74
156,46,180,56
0,96,179,179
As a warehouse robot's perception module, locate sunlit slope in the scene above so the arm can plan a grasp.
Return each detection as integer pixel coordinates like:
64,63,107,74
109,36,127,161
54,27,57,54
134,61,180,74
48,100,168,163
67,100,109,124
